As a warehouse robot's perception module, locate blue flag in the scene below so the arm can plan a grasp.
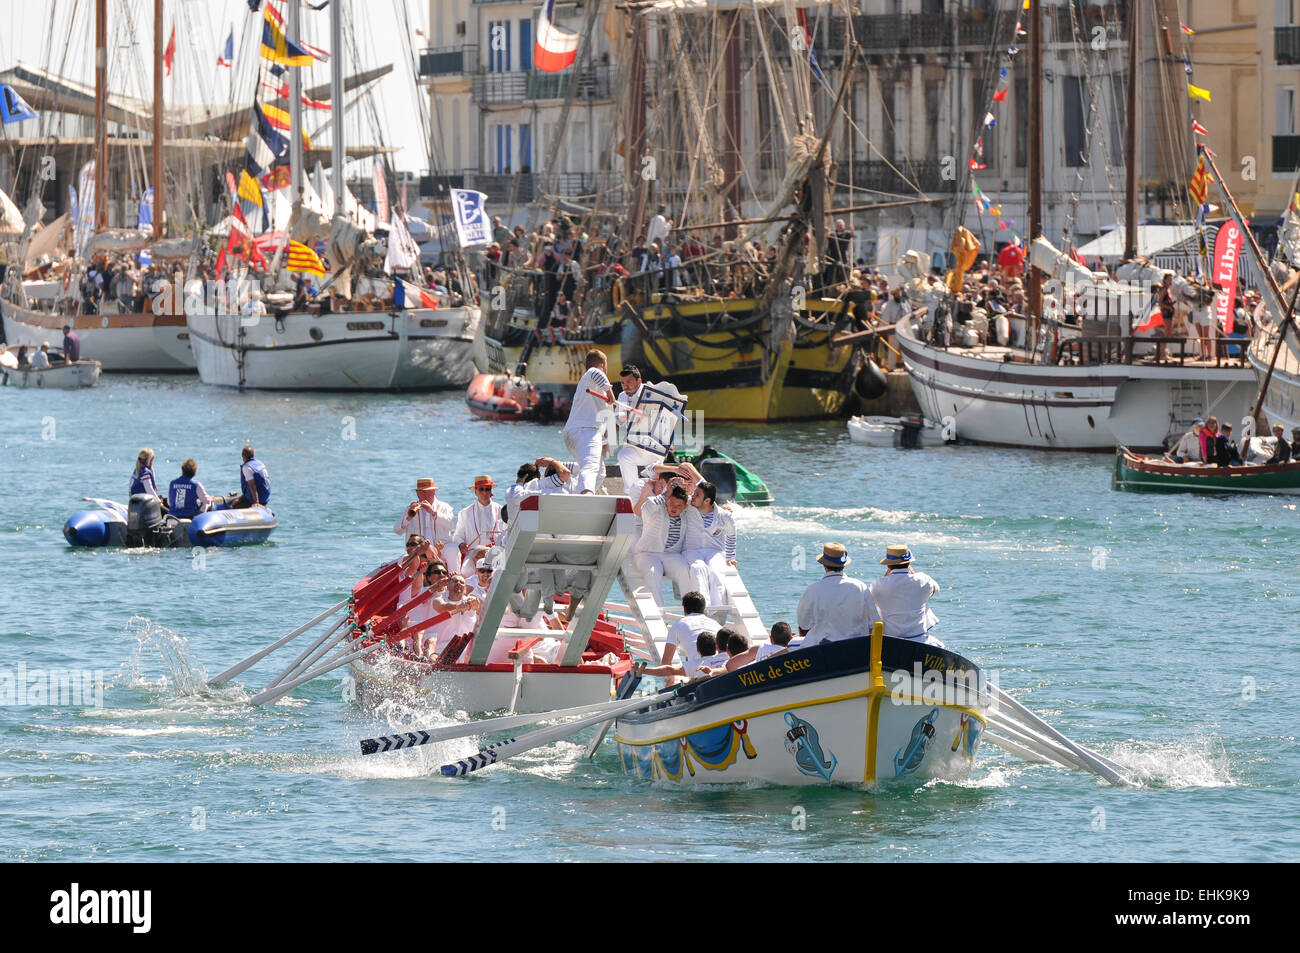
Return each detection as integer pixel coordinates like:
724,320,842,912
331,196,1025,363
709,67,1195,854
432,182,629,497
0,84,38,124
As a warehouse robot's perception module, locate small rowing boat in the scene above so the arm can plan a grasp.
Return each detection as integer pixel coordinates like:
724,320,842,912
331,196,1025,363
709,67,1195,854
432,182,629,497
0,346,101,389
64,494,278,548
1112,446,1300,495
847,414,956,449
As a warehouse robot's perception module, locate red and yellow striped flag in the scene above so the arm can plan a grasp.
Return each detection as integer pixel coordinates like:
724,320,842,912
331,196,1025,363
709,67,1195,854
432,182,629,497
286,241,325,277
1188,155,1210,206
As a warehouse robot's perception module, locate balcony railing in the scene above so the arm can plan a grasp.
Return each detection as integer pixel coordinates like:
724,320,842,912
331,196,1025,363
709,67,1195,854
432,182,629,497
1277,26,1300,66
1274,135,1300,173
472,66,619,105
419,45,476,78
850,159,957,195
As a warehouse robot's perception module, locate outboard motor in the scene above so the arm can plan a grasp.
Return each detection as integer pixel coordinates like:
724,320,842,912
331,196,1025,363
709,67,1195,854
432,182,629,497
126,493,166,546
898,414,925,449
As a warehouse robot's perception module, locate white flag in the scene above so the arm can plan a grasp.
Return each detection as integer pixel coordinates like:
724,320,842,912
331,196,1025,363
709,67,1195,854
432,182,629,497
450,188,491,247
75,161,96,258
384,214,421,274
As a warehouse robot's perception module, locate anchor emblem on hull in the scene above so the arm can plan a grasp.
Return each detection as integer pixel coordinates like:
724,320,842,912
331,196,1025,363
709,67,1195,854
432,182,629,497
783,711,838,781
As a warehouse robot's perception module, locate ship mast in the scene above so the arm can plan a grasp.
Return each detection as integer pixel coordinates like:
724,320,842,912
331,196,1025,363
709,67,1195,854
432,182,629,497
625,13,648,243
1123,0,1139,260
289,0,305,197
330,0,344,216
94,0,108,232
1027,0,1042,319
153,0,164,241
722,10,741,238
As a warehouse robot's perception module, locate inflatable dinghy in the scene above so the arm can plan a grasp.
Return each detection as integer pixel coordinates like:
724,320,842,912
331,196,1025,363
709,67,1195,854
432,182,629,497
64,494,278,548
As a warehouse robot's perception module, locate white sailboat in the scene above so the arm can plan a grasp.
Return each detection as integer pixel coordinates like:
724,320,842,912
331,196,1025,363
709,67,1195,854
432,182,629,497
896,0,1254,451
185,0,477,391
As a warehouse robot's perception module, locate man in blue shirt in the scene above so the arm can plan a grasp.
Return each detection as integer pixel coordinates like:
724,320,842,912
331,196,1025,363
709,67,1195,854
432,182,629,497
235,446,271,508
168,458,212,518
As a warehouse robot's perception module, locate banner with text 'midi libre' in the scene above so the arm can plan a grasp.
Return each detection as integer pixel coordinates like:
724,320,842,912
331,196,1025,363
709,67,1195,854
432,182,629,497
1212,219,1246,334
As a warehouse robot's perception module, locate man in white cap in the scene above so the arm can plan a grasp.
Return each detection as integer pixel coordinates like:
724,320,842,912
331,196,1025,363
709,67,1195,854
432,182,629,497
454,475,504,566
796,542,871,643
396,477,457,569
468,558,496,601
867,544,942,647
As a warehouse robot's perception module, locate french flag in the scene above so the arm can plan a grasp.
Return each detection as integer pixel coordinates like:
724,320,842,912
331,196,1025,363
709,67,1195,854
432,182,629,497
218,28,234,68
535,0,578,73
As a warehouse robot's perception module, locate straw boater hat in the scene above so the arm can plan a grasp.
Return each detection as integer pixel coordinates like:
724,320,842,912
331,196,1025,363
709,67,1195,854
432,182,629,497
817,542,849,569
415,477,439,492
471,475,495,491
881,544,913,567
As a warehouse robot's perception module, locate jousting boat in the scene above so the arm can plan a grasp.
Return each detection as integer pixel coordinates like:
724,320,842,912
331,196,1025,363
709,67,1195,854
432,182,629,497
1112,446,1300,495
64,495,278,548
613,628,987,786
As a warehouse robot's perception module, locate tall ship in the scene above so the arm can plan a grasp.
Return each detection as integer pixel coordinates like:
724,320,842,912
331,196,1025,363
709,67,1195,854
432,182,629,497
891,0,1254,451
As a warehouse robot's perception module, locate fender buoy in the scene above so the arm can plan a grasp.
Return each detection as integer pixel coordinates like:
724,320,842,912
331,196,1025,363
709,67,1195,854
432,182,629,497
854,358,888,400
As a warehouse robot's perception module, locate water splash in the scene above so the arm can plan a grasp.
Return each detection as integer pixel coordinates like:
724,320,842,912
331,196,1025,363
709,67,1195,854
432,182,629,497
1107,737,1236,789
117,616,213,698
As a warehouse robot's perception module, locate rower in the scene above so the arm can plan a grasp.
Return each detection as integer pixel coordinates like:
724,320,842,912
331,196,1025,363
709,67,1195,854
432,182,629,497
1266,424,1293,465
235,446,271,509
561,349,614,494
660,591,721,672
502,462,540,522
796,542,871,643
129,448,164,505
395,477,455,568
454,475,504,564
639,630,718,682
167,458,212,518
867,544,943,647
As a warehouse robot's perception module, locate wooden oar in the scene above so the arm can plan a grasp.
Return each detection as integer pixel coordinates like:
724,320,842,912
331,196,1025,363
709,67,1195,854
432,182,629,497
209,597,348,686
248,642,381,706
261,616,354,692
359,692,666,756
988,683,1129,785
438,694,662,777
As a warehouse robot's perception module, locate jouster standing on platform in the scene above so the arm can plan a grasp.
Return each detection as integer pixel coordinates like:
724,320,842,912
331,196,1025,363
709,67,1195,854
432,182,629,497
684,480,737,607
867,544,943,647
167,458,212,518
615,364,661,496
236,446,271,509
454,476,504,564
796,542,872,642
562,349,614,494
396,477,457,569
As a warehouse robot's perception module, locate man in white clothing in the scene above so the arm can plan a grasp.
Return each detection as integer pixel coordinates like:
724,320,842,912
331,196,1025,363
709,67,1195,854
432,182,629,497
867,543,943,647
659,591,722,671
395,477,458,571
796,542,872,643
30,343,52,370
453,475,504,565
633,483,700,606
561,349,614,494
615,364,663,497
684,480,737,608
1170,418,1204,463
646,205,671,245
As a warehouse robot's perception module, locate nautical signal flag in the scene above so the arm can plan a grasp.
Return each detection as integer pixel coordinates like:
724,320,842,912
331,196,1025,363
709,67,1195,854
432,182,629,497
0,83,38,124
218,28,234,68
1188,84,1212,102
164,24,177,76
261,6,315,67
1188,155,1210,206
1192,120,1209,136
1180,23,1195,36
535,0,578,73
237,169,264,208
286,241,326,278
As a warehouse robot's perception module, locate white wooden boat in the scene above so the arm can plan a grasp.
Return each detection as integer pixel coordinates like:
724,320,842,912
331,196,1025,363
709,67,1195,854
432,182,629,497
613,628,988,786
0,345,101,388
1,292,193,373
847,414,954,448
185,304,478,390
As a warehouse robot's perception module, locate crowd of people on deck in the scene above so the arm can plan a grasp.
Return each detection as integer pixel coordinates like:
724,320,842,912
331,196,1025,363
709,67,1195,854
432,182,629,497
1167,417,1300,467
125,445,271,518
381,344,944,675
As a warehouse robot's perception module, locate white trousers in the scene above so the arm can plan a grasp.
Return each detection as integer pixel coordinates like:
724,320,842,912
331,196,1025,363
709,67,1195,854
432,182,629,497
617,444,662,499
686,549,729,607
634,551,694,607
563,427,604,493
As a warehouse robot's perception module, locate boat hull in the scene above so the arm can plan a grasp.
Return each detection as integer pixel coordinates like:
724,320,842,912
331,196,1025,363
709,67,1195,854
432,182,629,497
63,505,277,548
2,299,194,373
1,359,101,388
614,635,986,787
186,307,476,390
847,415,951,448
1112,447,1300,494
898,318,1255,451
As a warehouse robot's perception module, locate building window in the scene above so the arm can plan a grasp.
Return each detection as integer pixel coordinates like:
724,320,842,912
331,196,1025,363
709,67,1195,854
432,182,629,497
489,21,511,73
881,81,896,163
1108,72,1126,169
1015,77,1028,168
1279,0,1295,27
519,18,532,72
1278,87,1296,135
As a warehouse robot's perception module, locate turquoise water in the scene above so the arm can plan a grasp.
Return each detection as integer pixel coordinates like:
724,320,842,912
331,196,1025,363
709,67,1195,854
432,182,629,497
1,378,1296,862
